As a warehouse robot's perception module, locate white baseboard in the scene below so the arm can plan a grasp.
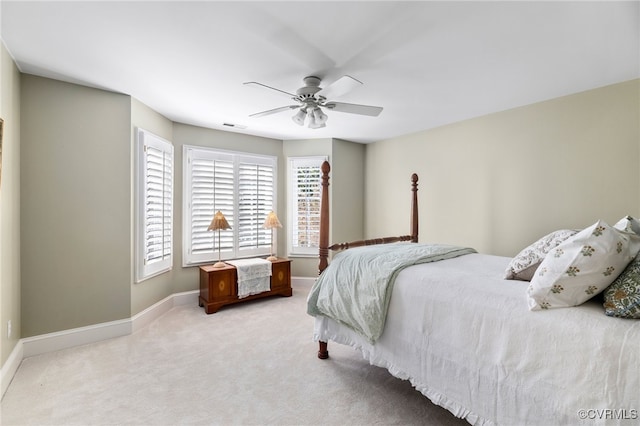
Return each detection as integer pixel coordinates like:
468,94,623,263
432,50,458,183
131,290,198,333
1,289,199,400
292,276,316,286
1,339,23,398
21,318,132,358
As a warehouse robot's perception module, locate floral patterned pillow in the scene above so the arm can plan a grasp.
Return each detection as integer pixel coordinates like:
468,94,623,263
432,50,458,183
603,253,640,318
504,229,578,281
527,220,640,310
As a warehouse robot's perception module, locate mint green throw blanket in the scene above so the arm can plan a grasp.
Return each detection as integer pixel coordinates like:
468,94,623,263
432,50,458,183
307,243,477,342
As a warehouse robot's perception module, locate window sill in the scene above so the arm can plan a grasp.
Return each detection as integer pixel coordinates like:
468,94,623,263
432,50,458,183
287,253,318,259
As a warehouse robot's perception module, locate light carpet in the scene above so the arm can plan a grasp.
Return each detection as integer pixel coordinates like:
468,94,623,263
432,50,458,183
1,282,468,426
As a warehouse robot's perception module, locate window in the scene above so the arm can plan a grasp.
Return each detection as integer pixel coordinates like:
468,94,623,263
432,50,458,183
288,156,326,256
135,128,174,282
183,146,277,265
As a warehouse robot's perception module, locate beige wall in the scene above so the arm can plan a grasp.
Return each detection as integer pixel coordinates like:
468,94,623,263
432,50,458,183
365,79,640,257
20,75,132,337
332,139,365,245
0,42,21,365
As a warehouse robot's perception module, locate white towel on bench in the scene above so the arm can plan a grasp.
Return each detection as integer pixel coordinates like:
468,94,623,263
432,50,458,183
226,258,272,299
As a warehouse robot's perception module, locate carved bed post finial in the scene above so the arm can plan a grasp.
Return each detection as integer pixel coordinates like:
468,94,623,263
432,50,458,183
318,161,331,275
411,173,419,243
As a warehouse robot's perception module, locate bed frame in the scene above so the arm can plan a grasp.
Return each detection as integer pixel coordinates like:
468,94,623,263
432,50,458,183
316,160,419,359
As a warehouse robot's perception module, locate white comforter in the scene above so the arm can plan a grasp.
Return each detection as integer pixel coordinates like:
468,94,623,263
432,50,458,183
313,253,640,426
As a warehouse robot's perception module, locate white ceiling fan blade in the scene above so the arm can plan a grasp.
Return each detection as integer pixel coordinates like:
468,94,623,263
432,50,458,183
317,75,362,99
249,105,299,118
244,81,296,98
324,102,383,117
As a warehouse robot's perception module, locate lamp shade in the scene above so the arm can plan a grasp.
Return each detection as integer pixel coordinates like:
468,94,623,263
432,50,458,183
292,109,306,126
208,210,231,231
263,211,282,229
312,107,328,125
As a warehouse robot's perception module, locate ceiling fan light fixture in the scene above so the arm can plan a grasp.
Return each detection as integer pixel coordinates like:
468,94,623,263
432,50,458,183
307,110,317,128
292,108,306,126
312,107,328,125
308,110,326,129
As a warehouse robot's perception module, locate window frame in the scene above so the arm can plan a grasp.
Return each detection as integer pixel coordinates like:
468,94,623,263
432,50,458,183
287,156,327,257
135,128,174,283
182,145,278,266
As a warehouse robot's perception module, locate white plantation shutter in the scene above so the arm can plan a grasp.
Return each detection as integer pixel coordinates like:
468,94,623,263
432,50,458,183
183,146,277,265
238,161,274,252
289,157,325,256
136,129,174,282
145,145,172,261
190,156,234,257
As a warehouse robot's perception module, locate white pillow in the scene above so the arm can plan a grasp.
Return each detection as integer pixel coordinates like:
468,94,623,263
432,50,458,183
613,215,640,256
614,215,640,235
504,229,578,281
527,220,640,310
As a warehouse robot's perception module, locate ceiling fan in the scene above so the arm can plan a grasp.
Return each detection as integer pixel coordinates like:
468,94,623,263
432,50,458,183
243,75,383,129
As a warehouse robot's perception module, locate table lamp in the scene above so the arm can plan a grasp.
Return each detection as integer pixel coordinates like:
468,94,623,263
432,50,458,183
263,211,282,261
208,210,231,268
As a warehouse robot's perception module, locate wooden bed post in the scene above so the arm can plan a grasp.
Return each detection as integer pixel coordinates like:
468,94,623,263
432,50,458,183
411,173,419,243
318,161,330,360
318,161,330,275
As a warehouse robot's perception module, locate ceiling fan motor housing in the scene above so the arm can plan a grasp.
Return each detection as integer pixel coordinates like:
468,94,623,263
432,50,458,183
295,76,325,106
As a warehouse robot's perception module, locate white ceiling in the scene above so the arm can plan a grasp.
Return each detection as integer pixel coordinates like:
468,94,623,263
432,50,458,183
2,1,638,144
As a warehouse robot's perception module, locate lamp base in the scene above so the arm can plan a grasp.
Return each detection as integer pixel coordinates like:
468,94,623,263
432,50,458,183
266,255,278,261
212,261,226,268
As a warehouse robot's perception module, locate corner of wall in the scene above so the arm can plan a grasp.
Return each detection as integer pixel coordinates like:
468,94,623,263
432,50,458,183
0,41,22,372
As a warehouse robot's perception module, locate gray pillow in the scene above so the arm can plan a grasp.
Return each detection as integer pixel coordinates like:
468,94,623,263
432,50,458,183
504,229,578,281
